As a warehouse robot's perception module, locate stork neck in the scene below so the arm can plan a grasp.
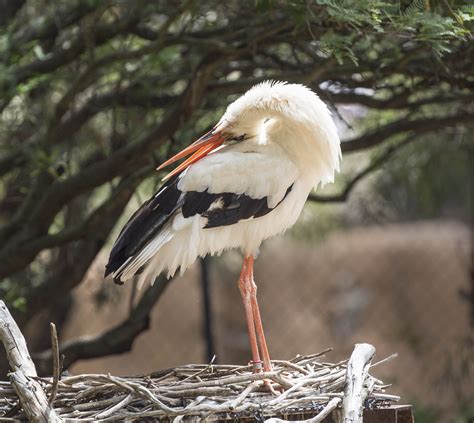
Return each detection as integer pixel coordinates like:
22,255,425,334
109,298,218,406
267,121,316,177
265,117,340,187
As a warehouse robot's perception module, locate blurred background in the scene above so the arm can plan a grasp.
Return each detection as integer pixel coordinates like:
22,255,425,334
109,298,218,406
0,1,472,422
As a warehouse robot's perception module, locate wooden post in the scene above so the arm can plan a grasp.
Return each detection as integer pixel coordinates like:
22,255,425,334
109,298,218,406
0,300,63,423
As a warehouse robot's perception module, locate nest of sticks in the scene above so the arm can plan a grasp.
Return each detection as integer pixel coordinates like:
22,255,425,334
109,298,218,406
0,348,399,422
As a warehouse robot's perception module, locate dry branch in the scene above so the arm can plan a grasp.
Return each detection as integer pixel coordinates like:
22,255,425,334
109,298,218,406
48,323,60,405
0,300,62,422
34,276,170,374
342,343,376,423
10,371,62,423
0,302,36,376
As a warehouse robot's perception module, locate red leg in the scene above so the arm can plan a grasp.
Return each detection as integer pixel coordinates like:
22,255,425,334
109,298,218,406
238,258,262,372
246,256,273,372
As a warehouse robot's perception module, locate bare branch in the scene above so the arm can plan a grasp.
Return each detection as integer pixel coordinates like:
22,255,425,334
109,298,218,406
309,134,417,203
0,0,25,26
13,11,140,84
0,47,231,278
0,4,142,111
9,371,63,423
0,300,63,422
9,0,97,46
0,301,37,375
14,177,139,324
341,112,474,153
326,91,474,110
48,323,60,405
33,276,171,375
342,343,376,423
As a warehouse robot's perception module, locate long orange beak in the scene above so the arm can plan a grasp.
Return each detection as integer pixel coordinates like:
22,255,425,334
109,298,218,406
157,130,225,181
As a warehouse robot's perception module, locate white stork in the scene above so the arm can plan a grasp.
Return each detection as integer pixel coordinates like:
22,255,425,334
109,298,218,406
105,81,341,374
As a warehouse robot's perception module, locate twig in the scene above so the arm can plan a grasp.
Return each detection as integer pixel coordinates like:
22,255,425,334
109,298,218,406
310,397,342,422
95,393,134,419
228,381,261,410
266,397,342,423
370,353,398,369
271,360,311,375
177,355,217,384
48,323,60,405
290,348,333,363
34,276,171,374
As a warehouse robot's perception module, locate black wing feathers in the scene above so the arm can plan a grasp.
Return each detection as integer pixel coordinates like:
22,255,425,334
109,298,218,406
203,194,267,228
104,175,182,278
181,185,293,228
202,185,293,228
181,190,219,217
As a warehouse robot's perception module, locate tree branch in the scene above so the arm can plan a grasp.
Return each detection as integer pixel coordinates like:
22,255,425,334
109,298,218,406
1,301,63,422
0,301,37,375
325,91,474,110
9,0,98,47
1,3,142,111
13,167,153,261
13,175,141,325
0,0,25,27
309,134,417,203
341,112,474,153
33,276,171,375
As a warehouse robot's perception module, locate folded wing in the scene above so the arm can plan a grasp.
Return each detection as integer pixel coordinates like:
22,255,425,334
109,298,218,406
105,146,298,284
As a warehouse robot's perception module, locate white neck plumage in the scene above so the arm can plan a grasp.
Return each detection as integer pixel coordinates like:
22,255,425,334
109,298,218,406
255,107,341,189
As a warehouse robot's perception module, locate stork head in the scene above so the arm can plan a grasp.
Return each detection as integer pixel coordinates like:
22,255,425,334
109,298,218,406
158,81,341,185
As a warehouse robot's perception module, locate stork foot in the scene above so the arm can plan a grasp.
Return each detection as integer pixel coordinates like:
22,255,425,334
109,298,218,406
248,360,280,395
263,379,280,395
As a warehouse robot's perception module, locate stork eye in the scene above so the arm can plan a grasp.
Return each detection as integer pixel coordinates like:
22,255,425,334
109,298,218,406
233,134,246,141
